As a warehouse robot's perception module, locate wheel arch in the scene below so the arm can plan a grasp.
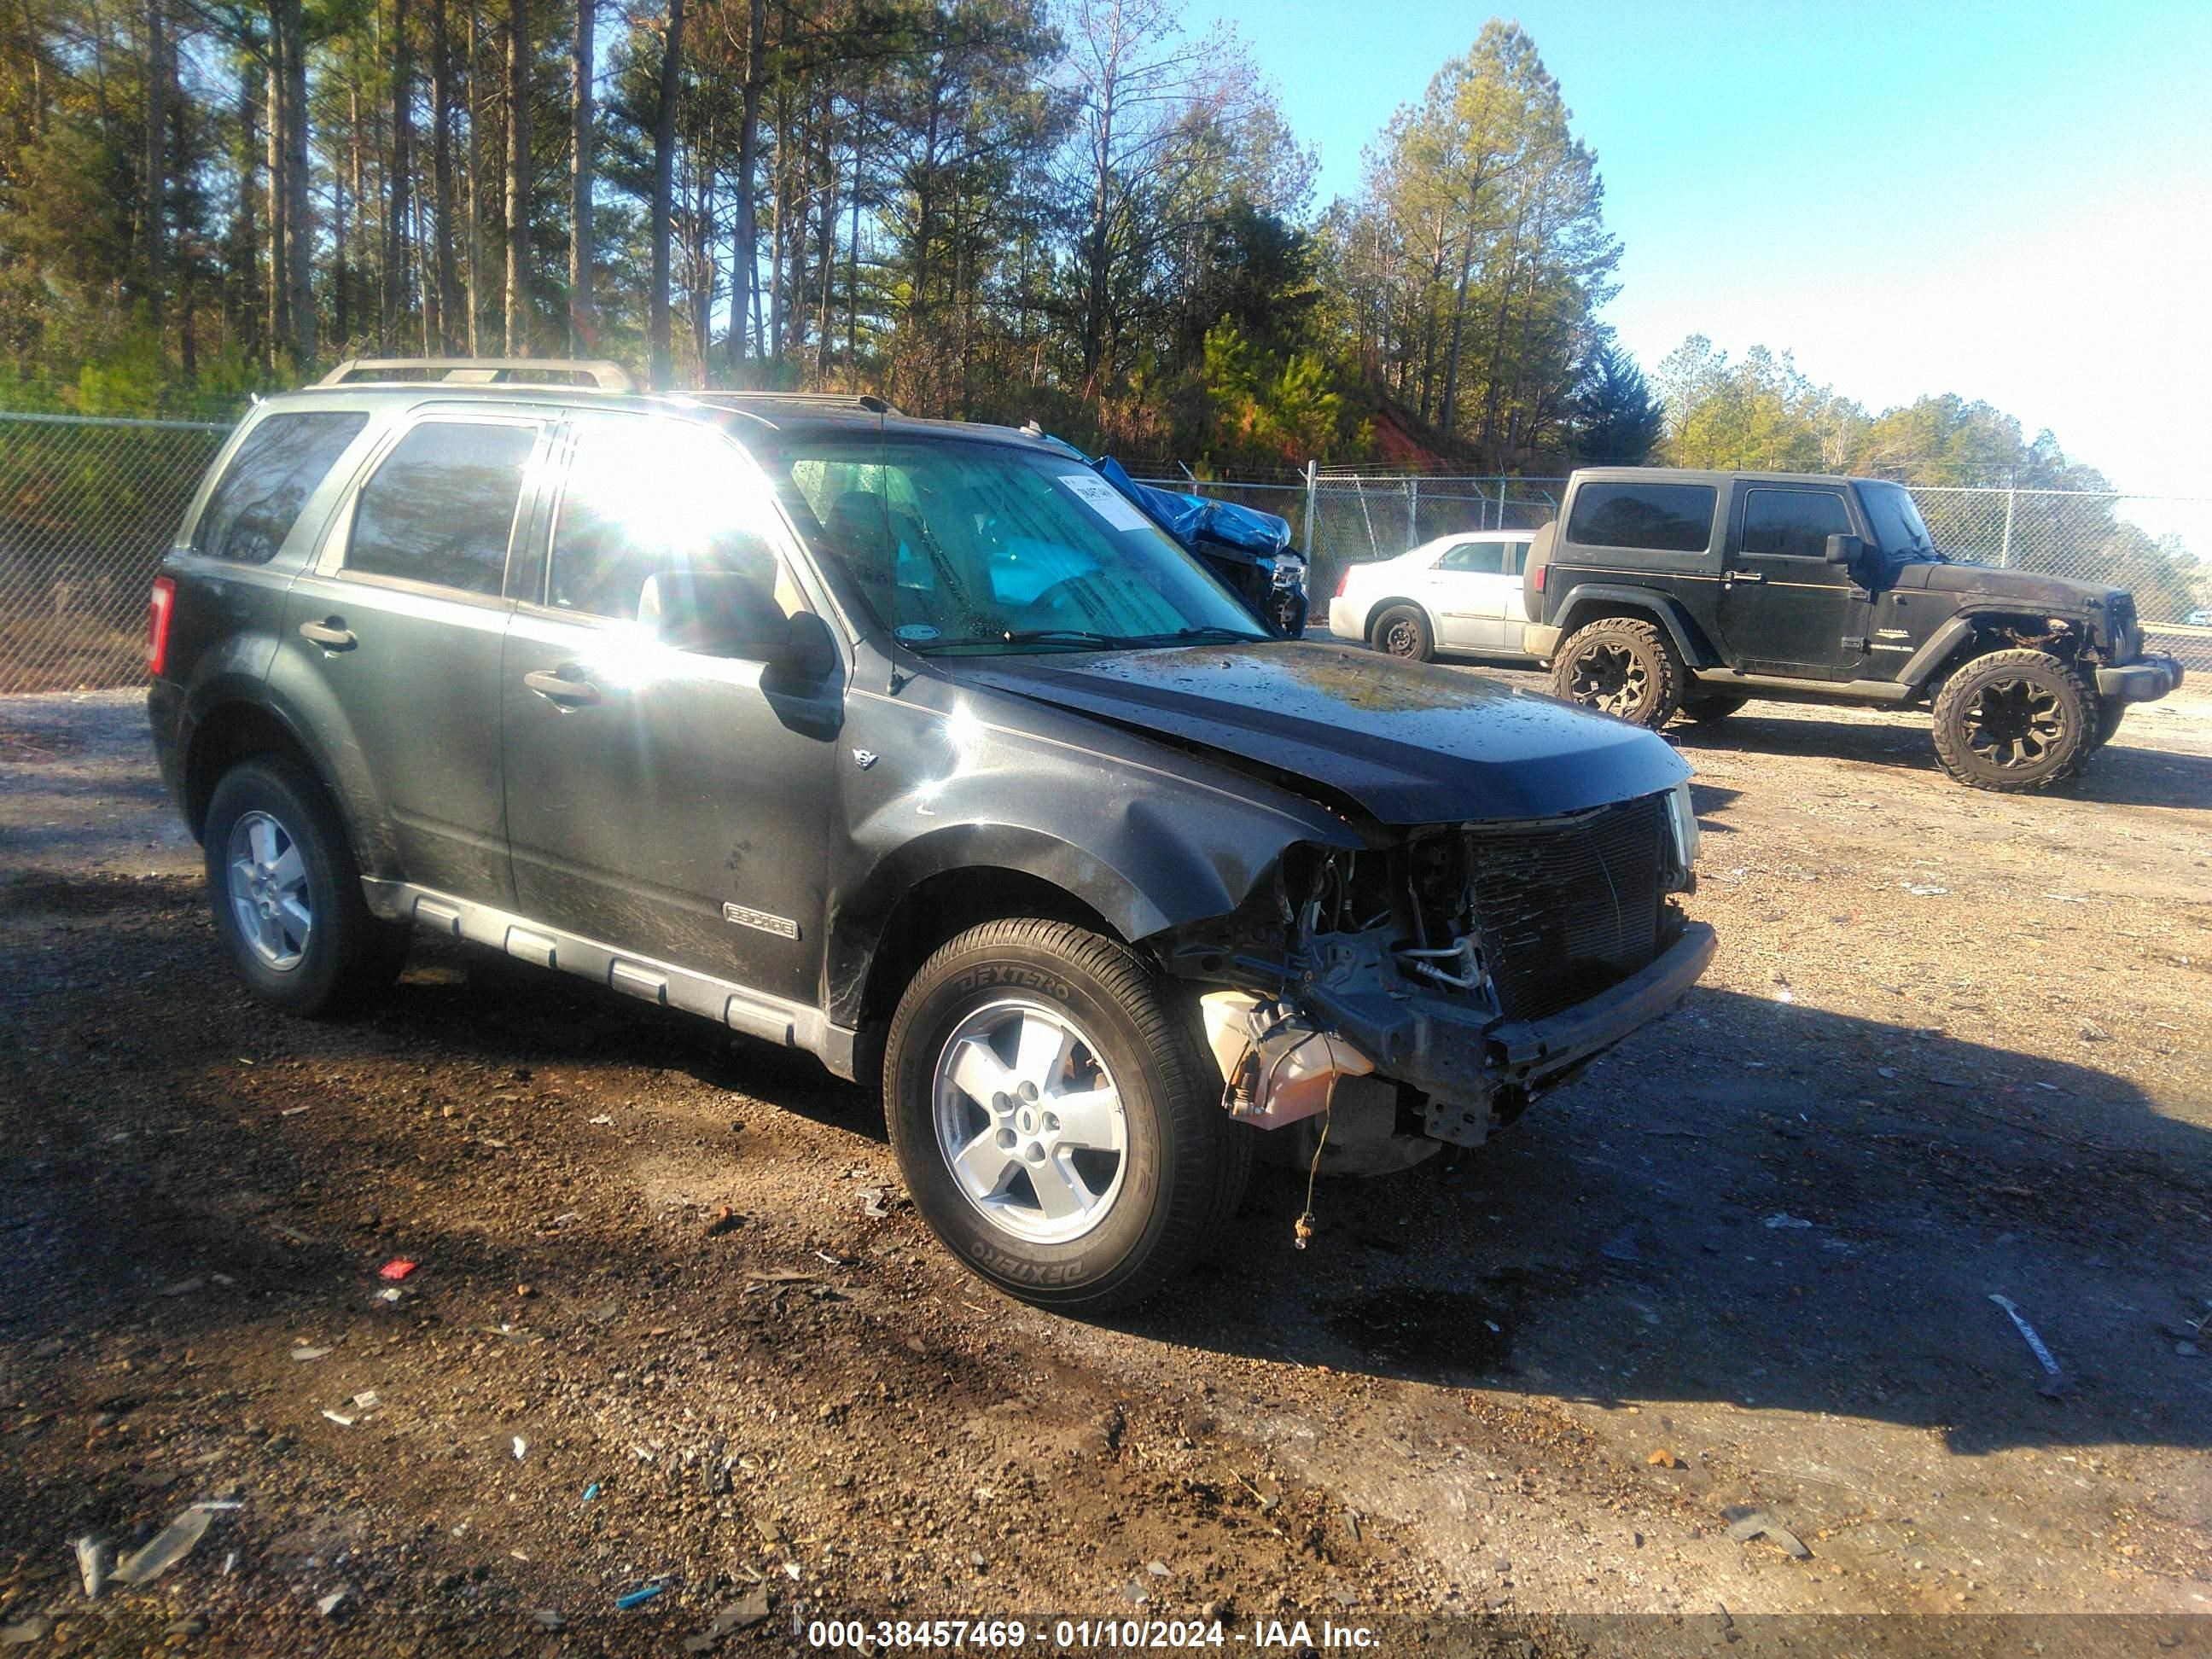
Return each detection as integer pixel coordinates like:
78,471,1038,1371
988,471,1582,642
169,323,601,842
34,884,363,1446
1365,596,1438,644
1552,585,1715,667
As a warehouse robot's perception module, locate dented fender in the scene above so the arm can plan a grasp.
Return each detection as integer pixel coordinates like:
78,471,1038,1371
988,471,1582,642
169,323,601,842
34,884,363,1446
822,665,1358,1026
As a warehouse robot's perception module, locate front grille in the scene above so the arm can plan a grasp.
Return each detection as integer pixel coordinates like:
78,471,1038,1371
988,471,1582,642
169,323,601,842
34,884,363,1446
1464,794,1668,1022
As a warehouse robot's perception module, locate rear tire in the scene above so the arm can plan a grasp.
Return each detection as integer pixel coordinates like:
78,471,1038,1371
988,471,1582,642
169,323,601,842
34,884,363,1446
1371,604,1433,662
202,758,409,1016
882,919,1247,1311
1930,648,2097,792
1550,615,1685,729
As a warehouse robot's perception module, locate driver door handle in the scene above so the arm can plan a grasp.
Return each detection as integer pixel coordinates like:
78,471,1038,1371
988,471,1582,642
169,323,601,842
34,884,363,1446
299,618,357,650
1725,570,1766,586
523,667,602,708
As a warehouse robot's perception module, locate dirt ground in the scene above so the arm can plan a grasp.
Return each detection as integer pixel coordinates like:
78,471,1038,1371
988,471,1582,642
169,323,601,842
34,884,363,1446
1,680,2209,1656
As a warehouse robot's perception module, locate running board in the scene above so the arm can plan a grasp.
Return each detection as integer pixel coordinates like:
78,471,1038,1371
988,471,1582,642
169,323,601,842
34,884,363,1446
1691,667,1915,702
359,879,859,1080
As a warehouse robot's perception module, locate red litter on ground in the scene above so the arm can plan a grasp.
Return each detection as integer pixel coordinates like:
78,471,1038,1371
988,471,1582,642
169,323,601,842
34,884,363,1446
378,1260,419,1282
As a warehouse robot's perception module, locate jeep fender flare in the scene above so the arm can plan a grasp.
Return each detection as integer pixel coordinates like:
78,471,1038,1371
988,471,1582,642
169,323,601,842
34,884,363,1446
1550,585,1714,669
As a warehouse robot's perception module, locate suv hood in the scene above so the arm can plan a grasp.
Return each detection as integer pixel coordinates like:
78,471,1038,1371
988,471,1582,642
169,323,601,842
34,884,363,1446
1892,561,2117,610
955,643,1688,825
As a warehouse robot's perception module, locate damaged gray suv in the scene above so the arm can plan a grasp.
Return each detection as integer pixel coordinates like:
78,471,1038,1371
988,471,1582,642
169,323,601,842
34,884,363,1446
148,359,1714,1309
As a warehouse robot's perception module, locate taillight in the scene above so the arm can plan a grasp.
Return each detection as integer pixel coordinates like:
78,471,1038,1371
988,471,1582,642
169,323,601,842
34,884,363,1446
1531,565,1547,593
147,576,176,678
1333,568,1350,599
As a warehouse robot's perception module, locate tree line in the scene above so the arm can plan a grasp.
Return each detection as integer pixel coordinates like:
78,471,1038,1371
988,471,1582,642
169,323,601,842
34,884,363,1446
0,0,1662,466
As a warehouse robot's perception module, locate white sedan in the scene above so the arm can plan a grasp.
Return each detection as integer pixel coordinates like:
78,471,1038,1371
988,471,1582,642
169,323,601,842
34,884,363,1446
1326,529,1539,661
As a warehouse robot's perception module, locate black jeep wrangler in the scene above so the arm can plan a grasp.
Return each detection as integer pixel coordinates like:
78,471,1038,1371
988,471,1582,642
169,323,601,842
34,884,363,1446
148,358,1714,1309
1522,468,2185,791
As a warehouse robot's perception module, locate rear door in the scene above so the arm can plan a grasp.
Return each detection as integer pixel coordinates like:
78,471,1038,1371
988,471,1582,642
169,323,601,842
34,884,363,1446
1428,538,1518,649
280,409,553,903
501,411,842,1006
1717,485,1870,678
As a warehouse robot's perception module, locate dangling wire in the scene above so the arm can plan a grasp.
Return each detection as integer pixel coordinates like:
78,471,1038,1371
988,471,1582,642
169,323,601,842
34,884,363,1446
1293,1099,1331,1251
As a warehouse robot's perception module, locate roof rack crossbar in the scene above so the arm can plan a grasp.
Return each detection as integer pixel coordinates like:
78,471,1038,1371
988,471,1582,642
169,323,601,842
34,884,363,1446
315,357,638,393
689,390,899,415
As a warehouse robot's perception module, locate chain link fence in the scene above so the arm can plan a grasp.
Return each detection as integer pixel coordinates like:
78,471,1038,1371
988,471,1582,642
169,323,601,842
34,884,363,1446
0,411,230,694
3,416,2205,694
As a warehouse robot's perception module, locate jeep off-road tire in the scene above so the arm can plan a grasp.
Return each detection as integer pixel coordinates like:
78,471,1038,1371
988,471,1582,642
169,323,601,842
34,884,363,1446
202,757,410,1016
1371,603,1434,662
1681,691,1749,725
1930,648,2098,792
1551,616,1685,729
882,919,1249,1312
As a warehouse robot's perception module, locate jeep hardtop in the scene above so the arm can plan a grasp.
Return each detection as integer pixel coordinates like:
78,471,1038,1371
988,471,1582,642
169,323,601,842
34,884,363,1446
1522,467,2184,791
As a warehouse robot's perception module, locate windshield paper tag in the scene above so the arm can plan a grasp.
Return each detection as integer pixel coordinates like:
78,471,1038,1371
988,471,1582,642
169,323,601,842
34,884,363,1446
1057,473,1153,535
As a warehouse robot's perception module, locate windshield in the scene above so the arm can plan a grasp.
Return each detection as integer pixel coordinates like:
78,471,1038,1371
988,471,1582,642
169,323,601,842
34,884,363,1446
1860,481,1941,561
759,435,1271,654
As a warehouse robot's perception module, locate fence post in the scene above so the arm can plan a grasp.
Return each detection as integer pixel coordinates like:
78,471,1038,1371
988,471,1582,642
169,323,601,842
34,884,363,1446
1406,476,1418,549
1999,481,2016,569
1305,458,1317,563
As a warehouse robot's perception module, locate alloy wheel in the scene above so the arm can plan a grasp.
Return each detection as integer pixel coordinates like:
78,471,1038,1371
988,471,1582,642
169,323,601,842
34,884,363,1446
931,998,1128,1246
1962,675,2067,770
1568,641,1649,716
225,809,312,970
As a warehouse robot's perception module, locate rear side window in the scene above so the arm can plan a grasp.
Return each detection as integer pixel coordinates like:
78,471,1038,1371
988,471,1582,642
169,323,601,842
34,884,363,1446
1435,540,1510,574
346,422,538,596
192,411,368,563
1742,488,1851,559
1566,482,1716,553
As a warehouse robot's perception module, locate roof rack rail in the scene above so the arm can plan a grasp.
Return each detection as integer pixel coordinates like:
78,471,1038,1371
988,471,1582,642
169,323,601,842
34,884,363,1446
688,390,899,416
315,357,638,393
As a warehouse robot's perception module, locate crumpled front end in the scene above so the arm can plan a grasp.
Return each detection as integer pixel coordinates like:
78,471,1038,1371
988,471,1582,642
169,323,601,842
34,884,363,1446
1156,781,1714,1167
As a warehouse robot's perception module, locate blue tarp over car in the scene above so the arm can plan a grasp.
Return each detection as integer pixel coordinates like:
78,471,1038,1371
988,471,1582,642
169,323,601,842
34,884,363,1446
1092,457,1293,563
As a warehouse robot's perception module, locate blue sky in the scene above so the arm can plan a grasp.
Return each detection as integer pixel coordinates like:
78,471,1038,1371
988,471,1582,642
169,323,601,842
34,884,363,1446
1198,0,2212,503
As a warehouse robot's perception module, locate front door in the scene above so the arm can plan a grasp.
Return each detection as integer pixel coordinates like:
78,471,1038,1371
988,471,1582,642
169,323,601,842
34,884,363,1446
1717,486,1870,678
501,411,843,1007
281,410,552,903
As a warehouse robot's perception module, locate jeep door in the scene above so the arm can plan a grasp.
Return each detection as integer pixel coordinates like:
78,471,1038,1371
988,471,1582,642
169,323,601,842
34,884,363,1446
1716,486,1871,678
500,411,841,1008
279,408,554,902
1426,538,1521,651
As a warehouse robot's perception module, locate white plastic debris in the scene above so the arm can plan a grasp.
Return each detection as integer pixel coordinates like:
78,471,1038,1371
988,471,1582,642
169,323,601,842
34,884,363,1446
1990,1294,2071,1397
112,1506,214,1586
512,1435,528,1461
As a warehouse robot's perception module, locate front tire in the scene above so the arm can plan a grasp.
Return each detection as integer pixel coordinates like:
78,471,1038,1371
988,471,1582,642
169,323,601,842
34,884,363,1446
1930,648,2097,792
1371,604,1434,662
1551,615,1685,729
202,757,409,1016
882,919,1248,1311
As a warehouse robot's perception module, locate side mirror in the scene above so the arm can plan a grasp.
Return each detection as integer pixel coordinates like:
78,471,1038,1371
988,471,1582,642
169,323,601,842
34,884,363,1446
639,572,840,679
1824,533,1866,567
776,611,840,679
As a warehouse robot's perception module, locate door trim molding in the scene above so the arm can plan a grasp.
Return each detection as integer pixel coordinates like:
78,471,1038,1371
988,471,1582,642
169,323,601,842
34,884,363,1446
360,878,859,1080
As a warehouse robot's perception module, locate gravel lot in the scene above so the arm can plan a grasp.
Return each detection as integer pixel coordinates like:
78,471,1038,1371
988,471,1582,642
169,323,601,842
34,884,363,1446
2,680,2209,1654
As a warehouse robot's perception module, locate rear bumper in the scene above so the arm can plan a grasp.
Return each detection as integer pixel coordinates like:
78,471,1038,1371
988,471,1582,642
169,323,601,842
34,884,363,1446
147,680,189,824
1523,622,1562,661
2096,653,2183,703
1325,598,1367,642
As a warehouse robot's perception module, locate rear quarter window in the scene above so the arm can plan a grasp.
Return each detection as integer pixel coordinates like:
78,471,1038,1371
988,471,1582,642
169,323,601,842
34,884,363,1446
1566,482,1717,554
191,411,369,563
345,421,538,597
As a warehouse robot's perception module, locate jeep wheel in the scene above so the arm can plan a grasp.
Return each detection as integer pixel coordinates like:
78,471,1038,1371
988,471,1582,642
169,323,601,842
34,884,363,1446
203,757,410,1016
1551,616,1685,728
1372,604,1433,662
1682,692,1749,725
1930,648,2096,792
883,919,1249,1311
